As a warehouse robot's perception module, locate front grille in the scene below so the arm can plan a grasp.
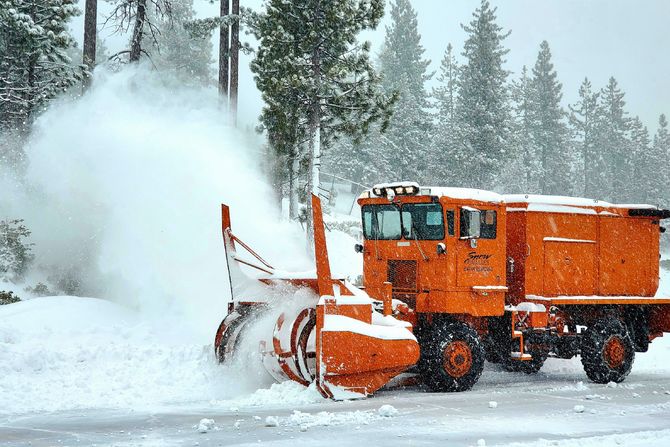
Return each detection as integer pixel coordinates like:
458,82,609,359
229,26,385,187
387,260,417,292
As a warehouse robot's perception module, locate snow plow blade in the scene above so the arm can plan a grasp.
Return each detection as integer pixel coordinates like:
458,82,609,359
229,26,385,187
215,195,419,399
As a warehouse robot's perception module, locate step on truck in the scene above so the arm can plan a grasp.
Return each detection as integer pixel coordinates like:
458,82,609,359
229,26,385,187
214,182,670,398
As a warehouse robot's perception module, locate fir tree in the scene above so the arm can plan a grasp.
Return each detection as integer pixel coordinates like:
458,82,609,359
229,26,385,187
454,0,512,188
377,0,433,182
650,114,670,205
569,78,599,197
595,77,630,200
150,0,214,85
507,65,539,192
628,116,652,203
433,43,460,184
0,0,83,138
528,41,570,195
250,0,392,241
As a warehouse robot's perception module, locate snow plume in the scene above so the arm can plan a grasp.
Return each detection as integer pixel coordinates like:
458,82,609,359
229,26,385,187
0,66,311,339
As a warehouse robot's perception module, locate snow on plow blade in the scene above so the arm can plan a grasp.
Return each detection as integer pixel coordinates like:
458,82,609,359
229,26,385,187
215,195,419,399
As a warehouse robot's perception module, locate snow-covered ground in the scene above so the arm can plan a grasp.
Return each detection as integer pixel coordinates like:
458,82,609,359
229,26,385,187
2,268,670,446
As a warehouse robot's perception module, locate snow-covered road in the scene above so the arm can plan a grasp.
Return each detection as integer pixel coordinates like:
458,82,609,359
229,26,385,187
2,283,670,447
2,360,670,447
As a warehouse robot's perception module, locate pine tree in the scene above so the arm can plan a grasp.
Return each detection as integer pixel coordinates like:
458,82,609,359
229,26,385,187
150,0,214,85
506,65,539,192
650,114,670,205
250,0,392,242
0,1,83,134
433,43,460,184
628,116,652,203
377,0,433,183
569,78,599,197
528,41,570,195
595,77,630,200
105,0,174,63
454,0,512,188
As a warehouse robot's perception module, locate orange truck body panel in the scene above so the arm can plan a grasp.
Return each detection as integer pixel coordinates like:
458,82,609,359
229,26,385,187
505,201,661,304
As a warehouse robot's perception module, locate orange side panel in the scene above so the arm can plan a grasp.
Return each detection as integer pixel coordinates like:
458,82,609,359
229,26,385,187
543,240,597,295
417,290,505,316
599,217,657,296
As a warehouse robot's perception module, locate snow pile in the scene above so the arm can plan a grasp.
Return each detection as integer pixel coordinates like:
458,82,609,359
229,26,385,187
0,296,268,414
196,418,216,433
284,409,377,428
215,381,323,409
378,404,399,417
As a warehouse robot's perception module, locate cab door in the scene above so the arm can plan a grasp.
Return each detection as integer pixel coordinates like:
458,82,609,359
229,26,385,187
456,206,505,288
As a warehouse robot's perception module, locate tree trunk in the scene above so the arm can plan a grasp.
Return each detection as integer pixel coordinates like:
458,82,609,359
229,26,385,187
305,0,322,249
288,152,299,220
218,0,229,98
83,0,97,88
230,0,240,125
129,0,147,63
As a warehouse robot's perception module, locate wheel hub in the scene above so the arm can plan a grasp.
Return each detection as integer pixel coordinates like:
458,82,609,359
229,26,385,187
443,341,473,378
603,336,626,369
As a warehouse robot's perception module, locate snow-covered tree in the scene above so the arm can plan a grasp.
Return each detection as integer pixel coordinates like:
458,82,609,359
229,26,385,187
432,43,461,184
595,77,630,200
149,0,214,85
528,41,570,195
628,116,652,203
105,0,173,63
569,78,600,197
251,0,392,241
649,114,670,205
505,65,539,192
454,0,512,189
0,0,83,134
377,0,433,183
0,219,34,282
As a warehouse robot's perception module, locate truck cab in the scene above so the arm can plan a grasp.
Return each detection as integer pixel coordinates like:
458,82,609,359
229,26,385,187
357,182,507,318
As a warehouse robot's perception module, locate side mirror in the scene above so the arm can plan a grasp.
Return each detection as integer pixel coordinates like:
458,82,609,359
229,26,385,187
436,243,446,255
354,243,364,253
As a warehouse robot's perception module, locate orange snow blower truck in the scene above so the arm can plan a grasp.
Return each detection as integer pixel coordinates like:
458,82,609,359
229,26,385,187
215,183,670,398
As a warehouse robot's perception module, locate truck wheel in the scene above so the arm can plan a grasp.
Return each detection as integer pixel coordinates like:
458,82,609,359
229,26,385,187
422,321,485,392
581,319,635,384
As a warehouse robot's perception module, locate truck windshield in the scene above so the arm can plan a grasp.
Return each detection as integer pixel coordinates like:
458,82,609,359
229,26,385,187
362,203,444,240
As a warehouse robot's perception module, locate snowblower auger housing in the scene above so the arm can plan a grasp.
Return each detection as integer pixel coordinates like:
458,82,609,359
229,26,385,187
214,195,419,399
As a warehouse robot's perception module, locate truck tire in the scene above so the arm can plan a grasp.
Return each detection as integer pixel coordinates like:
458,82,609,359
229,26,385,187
581,318,635,384
421,321,485,392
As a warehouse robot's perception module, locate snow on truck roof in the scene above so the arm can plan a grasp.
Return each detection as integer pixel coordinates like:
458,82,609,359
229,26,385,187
503,194,657,210
363,183,658,212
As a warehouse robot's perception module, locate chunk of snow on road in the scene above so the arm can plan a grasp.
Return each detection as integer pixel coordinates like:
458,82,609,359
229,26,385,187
574,405,585,413
477,439,487,446
218,381,323,409
378,404,399,417
265,416,278,427
607,381,618,388
284,409,376,428
196,418,215,433
488,401,498,409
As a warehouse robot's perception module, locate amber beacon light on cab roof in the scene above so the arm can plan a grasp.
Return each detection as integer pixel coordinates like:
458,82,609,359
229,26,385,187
215,181,670,399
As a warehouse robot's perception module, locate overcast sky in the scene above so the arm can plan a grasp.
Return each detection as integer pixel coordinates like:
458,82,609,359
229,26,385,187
70,0,670,133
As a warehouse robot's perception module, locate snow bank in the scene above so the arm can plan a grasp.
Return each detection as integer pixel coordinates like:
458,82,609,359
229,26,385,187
0,296,276,415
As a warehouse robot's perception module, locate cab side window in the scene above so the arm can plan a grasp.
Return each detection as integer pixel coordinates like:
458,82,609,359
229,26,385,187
446,210,455,236
480,210,497,239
